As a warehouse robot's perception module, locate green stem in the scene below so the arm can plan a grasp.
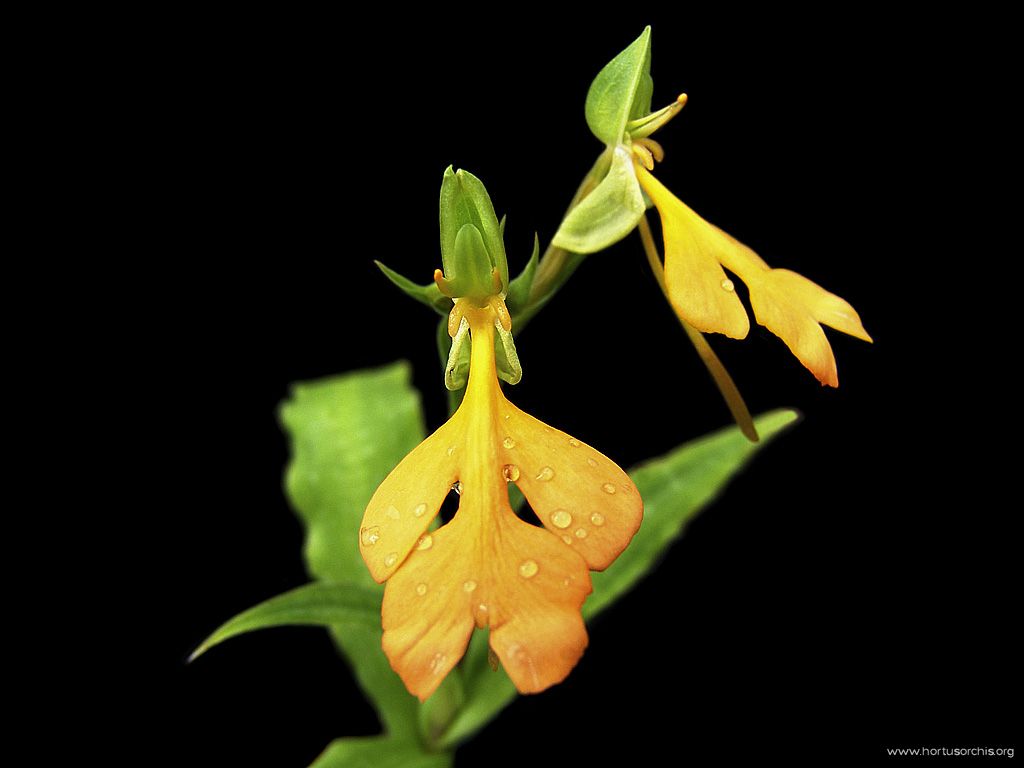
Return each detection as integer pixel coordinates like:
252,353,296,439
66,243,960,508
638,214,759,443
517,150,612,329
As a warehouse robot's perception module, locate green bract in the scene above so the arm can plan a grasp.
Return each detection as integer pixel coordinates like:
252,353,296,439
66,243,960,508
438,166,509,300
584,26,653,146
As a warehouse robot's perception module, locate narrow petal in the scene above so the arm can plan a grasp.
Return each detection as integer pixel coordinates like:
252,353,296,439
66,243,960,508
359,418,461,583
746,269,870,387
381,516,477,701
499,399,642,571
635,164,752,339
483,511,592,694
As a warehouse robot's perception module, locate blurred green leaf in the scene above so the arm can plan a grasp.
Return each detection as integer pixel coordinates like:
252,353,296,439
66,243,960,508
445,409,799,746
280,362,427,736
311,736,452,768
190,583,380,661
585,408,799,617
552,147,645,253
585,26,652,145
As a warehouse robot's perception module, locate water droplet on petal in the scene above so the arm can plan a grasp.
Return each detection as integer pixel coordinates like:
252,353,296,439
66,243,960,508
446,445,456,456
385,505,400,520
416,534,433,551
475,603,490,627
561,534,573,545
451,481,462,495
502,437,516,449
575,527,588,539
602,483,617,494
384,552,398,567
360,526,381,546
518,559,539,578
503,464,520,482
416,582,428,596
568,438,580,447
721,278,735,292
590,512,606,527
587,457,598,467
535,466,554,481
414,503,427,517
562,577,571,587
463,580,477,593
429,652,447,674
550,509,572,529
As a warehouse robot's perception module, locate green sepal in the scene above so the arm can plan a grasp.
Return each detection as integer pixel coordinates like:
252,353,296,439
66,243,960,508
585,26,652,145
552,147,645,253
189,582,381,662
444,317,471,391
506,233,539,318
438,167,509,299
375,261,451,315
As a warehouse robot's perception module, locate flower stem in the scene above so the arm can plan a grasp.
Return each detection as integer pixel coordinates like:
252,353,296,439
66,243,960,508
517,151,611,329
638,214,759,442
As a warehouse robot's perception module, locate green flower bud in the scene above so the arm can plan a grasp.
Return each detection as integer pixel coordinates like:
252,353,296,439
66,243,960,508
436,167,509,301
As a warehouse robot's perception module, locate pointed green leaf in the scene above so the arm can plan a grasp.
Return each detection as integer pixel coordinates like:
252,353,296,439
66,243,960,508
375,261,450,315
190,582,381,661
280,362,427,735
506,233,539,318
311,736,452,768
445,409,799,747
552,147,645,253
585,26,652,145
585,409,800,617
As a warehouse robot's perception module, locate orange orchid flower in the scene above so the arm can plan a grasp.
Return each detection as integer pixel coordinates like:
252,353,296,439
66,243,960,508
633,158,872,387
359,298,643,701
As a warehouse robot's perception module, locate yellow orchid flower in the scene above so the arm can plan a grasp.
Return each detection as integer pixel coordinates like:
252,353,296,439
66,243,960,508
359,295,643,701
633,155,872,387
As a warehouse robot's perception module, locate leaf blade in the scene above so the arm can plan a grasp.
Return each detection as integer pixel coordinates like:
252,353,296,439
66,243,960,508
190,582,381,662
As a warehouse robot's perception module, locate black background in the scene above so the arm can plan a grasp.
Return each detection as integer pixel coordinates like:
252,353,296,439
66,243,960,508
150,10,1015,767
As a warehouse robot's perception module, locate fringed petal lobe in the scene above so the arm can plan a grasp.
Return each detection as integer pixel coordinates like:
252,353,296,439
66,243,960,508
636,164,752,339
500,401,642,571
359,418,461,583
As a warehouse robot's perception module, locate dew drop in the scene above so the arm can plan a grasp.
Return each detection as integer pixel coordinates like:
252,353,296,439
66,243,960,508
360,526,381,546
502,437,516,449
429,652,447,674
504,413,511,421
416,582,428,596
518,559,539,578
463,580,477,593
535,466,554,481
384,552,399,567
446,445,456,456
385,505,400,520
550,509,573,529
416,534,434,551
602,483,617,494
720,278,735,292
503,464,521,482
587,457,598,467
575,527,588,539
475,603,490,627
561,534,573,545
562,577,571,587
413,503,428,517
568,438,580,447
590,512,606,527
451,481,462,495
